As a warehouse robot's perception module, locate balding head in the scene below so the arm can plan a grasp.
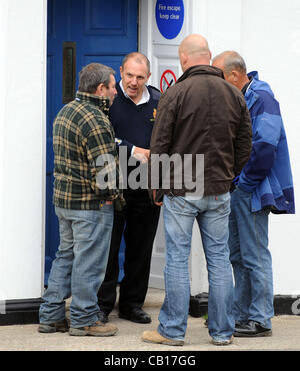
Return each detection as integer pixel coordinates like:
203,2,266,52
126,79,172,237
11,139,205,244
212,50,249,90
179,34,211,72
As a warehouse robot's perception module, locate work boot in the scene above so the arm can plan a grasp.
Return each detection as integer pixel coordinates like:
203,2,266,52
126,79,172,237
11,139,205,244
38,319,69,333
142,330,184,346
69,320,118,337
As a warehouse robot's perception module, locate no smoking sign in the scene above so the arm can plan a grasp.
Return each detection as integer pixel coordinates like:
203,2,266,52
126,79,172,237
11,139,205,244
160,69,177,93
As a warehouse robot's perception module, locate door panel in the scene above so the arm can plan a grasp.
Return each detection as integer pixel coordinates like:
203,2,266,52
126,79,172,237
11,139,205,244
46,0,138,284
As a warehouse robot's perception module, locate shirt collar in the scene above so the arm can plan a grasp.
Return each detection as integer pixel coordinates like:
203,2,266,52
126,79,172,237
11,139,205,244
75,91,110,116
241,76,253,95
119,80,150,105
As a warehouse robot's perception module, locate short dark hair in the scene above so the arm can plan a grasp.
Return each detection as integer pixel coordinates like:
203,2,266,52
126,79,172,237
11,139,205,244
78,63,115,93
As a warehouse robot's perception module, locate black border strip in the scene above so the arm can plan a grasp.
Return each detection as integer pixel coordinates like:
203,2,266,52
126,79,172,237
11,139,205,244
189,293,300,317
0,294,299,326
0,298,43,326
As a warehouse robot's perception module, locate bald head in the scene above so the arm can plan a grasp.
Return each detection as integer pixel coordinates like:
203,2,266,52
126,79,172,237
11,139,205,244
179,34,211,72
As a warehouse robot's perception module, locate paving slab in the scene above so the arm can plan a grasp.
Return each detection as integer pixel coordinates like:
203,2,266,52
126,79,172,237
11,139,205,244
0,288,299,352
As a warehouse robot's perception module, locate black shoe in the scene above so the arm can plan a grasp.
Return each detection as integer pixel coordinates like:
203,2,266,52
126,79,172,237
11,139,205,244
98,310,109,324
119,308,152,324
38,319,69,333
235,321,247,329
234,320,272,337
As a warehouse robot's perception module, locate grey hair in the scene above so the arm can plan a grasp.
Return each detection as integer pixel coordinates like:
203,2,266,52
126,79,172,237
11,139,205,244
122,52,150,74
78,63,115,93
212,51,247,74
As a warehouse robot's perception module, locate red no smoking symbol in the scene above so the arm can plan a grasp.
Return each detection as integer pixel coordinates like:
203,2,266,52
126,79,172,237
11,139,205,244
160,69,177,93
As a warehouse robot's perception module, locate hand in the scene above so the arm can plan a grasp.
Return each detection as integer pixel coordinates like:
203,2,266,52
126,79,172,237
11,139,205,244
153,190,163,207
133,147,150,164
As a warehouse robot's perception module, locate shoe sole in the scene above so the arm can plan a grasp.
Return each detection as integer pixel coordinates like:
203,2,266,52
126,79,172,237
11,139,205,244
38,326,68,334
38,327,56,334
233,330,272,338
143,338,184,346
211,338,233,346
69,328,118,337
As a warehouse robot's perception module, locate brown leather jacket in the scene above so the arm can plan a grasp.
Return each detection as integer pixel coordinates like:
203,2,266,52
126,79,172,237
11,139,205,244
149,65,252,198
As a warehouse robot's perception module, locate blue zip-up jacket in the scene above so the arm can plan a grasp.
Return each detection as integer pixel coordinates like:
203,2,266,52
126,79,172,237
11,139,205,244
238,71,295,214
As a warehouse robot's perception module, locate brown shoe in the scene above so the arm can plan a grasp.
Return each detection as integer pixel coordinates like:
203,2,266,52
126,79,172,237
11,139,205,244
38,319,69,333
142,330,184,346
69,320,118,337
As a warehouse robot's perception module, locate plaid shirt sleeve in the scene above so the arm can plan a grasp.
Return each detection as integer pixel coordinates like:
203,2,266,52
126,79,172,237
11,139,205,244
86,121,120,198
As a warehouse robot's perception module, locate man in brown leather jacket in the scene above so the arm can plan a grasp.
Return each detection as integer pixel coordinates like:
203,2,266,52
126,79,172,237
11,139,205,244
143,34,252,347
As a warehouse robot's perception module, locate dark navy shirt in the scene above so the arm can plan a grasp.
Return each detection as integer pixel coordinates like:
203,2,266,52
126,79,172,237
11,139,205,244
109,82,161,157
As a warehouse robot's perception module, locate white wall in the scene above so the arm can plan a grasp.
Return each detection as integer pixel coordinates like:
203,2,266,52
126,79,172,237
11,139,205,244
0,0,47,300
204,0,300,296
145,0,300,296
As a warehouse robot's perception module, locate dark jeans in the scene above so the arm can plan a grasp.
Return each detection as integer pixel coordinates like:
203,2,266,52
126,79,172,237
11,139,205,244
98,190,160,313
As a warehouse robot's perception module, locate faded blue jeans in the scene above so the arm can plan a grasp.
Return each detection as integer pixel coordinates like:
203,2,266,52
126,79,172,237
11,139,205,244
158,193,234,342
39,205,114,328
229,187,274,329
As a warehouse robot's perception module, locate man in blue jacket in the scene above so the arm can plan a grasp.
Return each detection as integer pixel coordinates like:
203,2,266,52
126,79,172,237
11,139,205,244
213,51,295,337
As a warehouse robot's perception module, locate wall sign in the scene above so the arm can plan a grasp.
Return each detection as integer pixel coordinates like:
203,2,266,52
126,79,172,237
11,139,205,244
160,69,177,93
155,0,184,40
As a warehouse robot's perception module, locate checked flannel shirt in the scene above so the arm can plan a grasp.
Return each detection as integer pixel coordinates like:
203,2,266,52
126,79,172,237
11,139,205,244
52,91,123,210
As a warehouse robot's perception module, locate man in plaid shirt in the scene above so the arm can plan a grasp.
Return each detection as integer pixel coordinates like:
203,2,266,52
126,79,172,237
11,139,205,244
39,63,123,337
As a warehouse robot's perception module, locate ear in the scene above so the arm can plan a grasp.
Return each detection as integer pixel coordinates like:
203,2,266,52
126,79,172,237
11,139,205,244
231,70,239,82
95,83,105,97
179,52,187,69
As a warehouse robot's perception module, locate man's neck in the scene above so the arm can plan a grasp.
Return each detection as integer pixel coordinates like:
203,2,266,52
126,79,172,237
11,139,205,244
239,75,250,92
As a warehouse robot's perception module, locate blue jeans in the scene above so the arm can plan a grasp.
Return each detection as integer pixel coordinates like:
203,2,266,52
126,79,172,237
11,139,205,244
39,205,114,328
229,187,273,329
158,193,234,342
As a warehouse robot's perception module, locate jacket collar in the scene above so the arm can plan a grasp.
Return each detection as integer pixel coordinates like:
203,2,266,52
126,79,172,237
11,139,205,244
75,91,110,116
244,71,260,110
244,71,276,110
177,65,224,83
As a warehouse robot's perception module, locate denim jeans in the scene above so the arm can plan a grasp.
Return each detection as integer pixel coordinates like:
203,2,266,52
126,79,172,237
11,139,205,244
158,193,234,342
39,205,114,328
229,187,273,329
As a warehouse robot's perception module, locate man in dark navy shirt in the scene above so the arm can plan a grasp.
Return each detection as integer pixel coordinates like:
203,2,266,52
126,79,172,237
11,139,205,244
97,53,161,324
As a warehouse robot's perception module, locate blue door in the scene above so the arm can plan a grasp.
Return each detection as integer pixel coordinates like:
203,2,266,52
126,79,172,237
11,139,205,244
46,0,138,284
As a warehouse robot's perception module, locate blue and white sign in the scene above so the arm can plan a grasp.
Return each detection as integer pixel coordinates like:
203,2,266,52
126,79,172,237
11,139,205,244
155,0,184,40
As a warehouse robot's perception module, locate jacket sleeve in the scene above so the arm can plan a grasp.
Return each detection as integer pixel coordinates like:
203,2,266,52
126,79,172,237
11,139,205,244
238,92,282,193
85,116,121,200
149,92,176,191
234,97,252,176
